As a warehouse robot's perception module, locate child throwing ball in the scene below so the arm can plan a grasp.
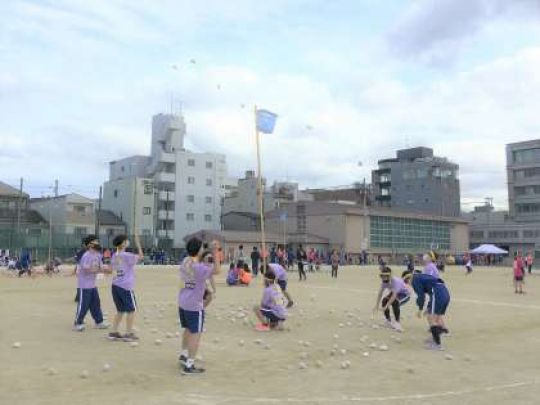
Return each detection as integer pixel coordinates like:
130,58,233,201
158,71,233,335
108,234,143,342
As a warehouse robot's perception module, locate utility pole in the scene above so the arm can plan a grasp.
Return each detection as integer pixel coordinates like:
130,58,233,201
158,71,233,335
95,186,102,237
16,178,23,249
48,196,53,265
54,179,59,197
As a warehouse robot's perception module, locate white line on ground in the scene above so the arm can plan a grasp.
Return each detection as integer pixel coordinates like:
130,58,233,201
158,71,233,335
307,285,540,310
186,380,538,403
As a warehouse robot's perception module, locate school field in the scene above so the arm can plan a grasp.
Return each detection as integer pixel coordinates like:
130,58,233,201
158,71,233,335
2,265,540,405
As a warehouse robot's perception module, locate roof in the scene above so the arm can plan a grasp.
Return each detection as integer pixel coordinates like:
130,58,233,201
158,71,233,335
222,211,260,220
0,181,28,198
96,210,125,226
0,209,47,225
183,230,282,244
266,201,469,224
31,192,94,204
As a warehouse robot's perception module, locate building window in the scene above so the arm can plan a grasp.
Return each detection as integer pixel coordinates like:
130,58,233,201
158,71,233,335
206,179,212,186
204,214,212,222
142,229,151,236
143,207,151,215
121,166,125,172
74,227,87,237
206,161,213,169
144,184,153,194
187,195,195,203
114,190,118,198
188,159,196,167
74,205,87,214
470,231,484,239
28,229,42,237
187,176,195,184
186,213,195,221
205,196,212,204
513,148,540,164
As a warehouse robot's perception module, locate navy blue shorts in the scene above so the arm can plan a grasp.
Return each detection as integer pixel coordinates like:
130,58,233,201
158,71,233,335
112,285,137,313
277,279,287,291
427,285,450,316
397,293,410,306
179,308,205,334
261,308,285,324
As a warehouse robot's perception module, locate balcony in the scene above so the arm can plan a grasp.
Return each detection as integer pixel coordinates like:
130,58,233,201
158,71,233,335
156,150,175,164
158,210,174,220
157,229,174,238
155,172,175,183
158,191,175,201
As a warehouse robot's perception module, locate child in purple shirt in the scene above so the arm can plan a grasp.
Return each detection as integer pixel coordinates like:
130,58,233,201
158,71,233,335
266,263,294,308
373,267,412,332
178,238,220,375
108,234,143,342
73,235,111,332
253,269,288,331
423,251,440,278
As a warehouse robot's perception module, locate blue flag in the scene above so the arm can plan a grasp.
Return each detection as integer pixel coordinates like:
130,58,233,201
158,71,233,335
256,109,278,134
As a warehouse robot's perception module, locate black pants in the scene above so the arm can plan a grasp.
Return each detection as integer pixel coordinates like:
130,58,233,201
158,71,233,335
528,264,532,274
74,287,104,326
331,265,338,278
18,267,31,277
252,261,259,276
382,294,400,322
298,262,307,281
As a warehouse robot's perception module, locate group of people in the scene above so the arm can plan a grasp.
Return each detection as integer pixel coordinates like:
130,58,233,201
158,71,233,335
373,251,451,351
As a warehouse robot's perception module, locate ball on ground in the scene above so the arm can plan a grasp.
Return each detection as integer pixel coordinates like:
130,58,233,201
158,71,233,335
102,363,111,372
316,360,324,368
12,342,21,349
239,339,245,347
363,352,370,357
299,362,308,370
445,354,454,361
130,342,139,348
47,367,58,376
80,370,89,379
379,345,389,352
154,339,163,346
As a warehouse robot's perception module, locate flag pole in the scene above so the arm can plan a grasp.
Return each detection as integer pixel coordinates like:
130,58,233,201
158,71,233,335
255,105,267,272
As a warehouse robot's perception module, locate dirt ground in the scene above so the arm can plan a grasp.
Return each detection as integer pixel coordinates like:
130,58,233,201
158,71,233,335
2,264,540,405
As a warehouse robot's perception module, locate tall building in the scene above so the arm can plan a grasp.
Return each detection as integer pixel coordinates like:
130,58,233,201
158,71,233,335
507,140,540,221
372,147,460,217
102,113,228,249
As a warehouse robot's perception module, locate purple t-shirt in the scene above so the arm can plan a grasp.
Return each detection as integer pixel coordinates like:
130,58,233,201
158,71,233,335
423,262,440,278
262,285,287,319
385,276,409,296
111,251,138,290
178,260,213,311
77,250,102,289
269,263,287,281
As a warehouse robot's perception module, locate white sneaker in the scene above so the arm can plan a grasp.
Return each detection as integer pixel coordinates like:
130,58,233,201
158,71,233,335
425,341,443,351
95,322,110,330
383,320,393,329
73,324,86,332
392,322,403,332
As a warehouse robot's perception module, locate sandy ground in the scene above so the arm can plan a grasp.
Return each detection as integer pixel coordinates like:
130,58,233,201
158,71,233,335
2,264,540,405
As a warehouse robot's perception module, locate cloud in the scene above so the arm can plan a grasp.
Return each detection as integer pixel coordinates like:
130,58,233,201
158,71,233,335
387,0,540,65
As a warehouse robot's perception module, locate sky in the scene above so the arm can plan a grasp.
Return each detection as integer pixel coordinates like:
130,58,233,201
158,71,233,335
1,0,540,210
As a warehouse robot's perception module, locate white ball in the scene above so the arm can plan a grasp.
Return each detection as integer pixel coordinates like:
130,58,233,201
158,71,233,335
239,340,245,347
300,352,309,360
102,363,111,372
130,342,139,348
175,331,180,337
340,349,347,356
303,341,311,347
346,322,352,327
369,343,377,349
371,324,380,330
47,367,58,376
80,370,89,379
379,345,389,352
151,328,158,334
333,334,340,340
340,361,350,369
339,323,344,328
166,332,173,339
333,343,339,350
213,337,220,343
363,352,370,357
298,340,304,346
254,339,263,345
395,337,402,344
12,342,21,349
316,360,324,368
154,339,163,346
264,344,271,350
299,362,308,370
445,354,454,361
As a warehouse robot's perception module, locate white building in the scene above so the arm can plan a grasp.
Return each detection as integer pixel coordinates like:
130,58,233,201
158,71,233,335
102,112,228,249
